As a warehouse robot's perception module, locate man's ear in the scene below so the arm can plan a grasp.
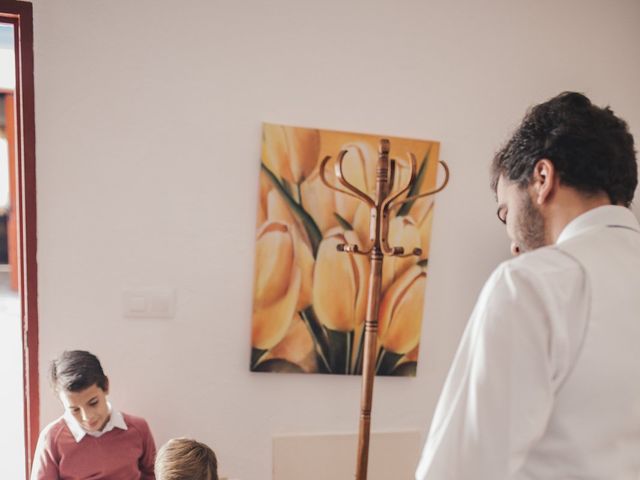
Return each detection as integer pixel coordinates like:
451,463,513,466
103,377,110,395
531,159,557,205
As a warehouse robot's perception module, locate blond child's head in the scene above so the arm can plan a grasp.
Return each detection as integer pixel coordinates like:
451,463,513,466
155,438,218,480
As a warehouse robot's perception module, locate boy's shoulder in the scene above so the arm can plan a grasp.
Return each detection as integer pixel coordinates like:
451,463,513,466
39,416,70,446
121,412,152,433
42,416,67,436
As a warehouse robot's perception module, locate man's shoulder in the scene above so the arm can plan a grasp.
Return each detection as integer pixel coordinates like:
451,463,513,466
479,246,589,319
492,245,585,288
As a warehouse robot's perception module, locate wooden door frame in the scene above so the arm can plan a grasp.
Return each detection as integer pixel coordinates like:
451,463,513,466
0,1,38,477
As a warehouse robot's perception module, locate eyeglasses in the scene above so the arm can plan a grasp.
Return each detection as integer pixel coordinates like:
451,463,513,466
496,206,507,225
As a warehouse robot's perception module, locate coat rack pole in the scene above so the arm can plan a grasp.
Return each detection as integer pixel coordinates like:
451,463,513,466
355,139,390,480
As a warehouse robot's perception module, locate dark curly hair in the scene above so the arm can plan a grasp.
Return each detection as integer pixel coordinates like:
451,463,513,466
491,92,637,207
50,350,108,392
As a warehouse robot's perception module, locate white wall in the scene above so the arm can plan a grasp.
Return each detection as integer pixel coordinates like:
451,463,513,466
30,1,640,479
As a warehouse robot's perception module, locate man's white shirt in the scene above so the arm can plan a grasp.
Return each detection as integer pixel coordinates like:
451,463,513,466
416,206,640,479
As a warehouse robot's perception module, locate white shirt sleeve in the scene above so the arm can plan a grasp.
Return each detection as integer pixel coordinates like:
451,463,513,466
416,254,587,480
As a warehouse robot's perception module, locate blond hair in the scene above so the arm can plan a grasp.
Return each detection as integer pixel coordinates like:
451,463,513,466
155,438,218,480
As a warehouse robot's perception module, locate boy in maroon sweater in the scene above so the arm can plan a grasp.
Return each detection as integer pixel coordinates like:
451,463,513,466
31,350,156,480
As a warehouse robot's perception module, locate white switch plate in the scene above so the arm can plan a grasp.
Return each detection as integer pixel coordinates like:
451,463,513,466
123,288,175,319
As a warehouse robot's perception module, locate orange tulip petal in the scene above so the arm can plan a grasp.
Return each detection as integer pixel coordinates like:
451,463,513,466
379,266,426,354
299,169,338,233
344,230,370,327
266,315,316,372
285,127,320,183
254,222,294,308
294,230,314,310
252,266,301,350
266,189,297,226
313,234,357,331
263,123,293,182
382,216,422,292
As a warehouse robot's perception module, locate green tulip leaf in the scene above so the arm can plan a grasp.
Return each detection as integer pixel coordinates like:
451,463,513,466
261,163,323,257
334,212,353,231
250,348,268,370
391,361,418,377
252,358,305,374
396,146,431,217
352,327,365,375
299,306,332,374
326,328,353,375
280,178,293,197
375,348,405,376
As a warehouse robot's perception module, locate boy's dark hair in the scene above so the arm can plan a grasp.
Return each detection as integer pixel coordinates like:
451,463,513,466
491,91,637,207
50,350,108,392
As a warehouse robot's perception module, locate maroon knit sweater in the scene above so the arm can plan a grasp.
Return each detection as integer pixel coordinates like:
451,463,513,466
31,412,156,480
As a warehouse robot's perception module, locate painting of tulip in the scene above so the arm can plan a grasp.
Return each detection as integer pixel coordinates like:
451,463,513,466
251,123,440,376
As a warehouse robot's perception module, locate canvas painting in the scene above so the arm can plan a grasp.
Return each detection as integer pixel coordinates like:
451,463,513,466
251,123,440,376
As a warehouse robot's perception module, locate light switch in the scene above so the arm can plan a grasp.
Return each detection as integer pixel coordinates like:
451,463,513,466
128,295,147,313
123,288,175,319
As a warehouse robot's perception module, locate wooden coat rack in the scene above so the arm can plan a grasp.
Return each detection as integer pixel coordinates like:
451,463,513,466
319,138,449,479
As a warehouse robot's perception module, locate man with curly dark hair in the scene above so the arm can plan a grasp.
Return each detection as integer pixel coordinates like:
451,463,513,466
417,92,640,479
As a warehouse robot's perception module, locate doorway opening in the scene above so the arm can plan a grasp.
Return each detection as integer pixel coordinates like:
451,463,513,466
0,21,24,479
0,2,38,478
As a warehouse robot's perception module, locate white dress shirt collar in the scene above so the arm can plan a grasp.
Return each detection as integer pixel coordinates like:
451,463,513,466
556,205,640,245
63,402,128,443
